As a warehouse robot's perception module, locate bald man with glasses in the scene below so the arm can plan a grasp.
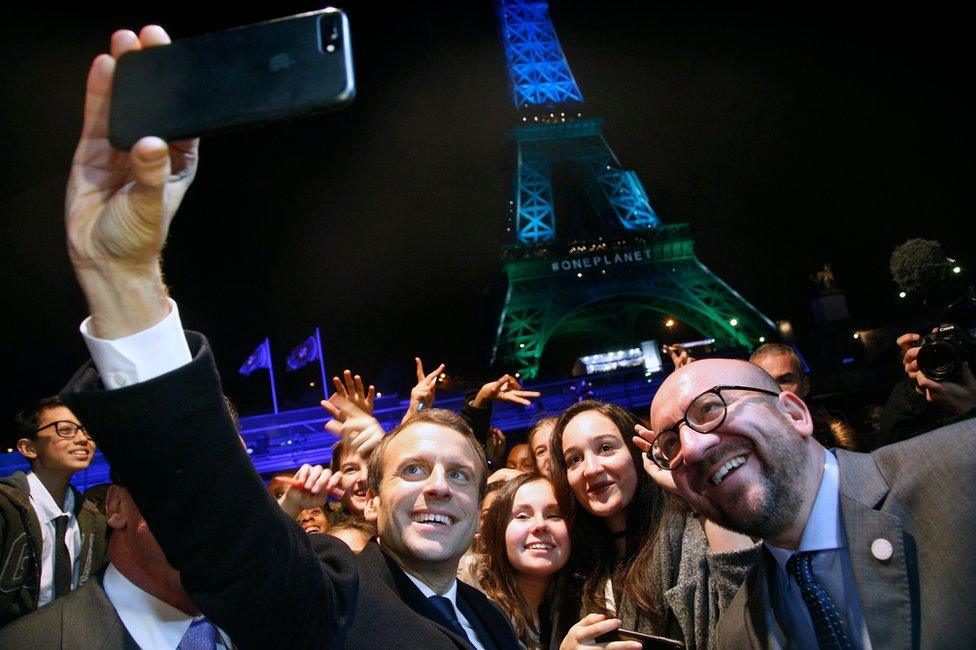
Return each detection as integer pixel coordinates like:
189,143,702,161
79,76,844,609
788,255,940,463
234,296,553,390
1,397,107,628
635,359,976,649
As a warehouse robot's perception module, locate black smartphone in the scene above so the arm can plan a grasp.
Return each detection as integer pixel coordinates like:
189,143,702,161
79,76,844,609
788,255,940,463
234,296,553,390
595,628,684,649
109,8,355,150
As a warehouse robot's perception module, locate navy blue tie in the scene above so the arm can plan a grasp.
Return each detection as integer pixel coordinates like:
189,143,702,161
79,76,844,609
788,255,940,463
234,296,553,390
787,551,853,650
428,595,472,643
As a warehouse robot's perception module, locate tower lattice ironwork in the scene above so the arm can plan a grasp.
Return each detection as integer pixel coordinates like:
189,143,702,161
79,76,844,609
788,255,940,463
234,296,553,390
492,0,775,379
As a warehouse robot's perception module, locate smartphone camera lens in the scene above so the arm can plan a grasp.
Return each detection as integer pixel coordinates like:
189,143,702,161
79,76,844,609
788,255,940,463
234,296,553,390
318,14,341,53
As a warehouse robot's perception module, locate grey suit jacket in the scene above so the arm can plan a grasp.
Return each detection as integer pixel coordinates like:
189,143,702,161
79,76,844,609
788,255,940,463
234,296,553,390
0,573,138,650
714,417,976,649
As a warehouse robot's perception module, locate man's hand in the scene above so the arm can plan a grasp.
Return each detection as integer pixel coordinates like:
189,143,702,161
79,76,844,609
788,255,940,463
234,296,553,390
916,363,976,415
277,464,342,518
401,357,444,424
471,374,541,408
897,332,924,386
632,424,678,494
67,26,199,339
667,344,695,370
559,614,640,650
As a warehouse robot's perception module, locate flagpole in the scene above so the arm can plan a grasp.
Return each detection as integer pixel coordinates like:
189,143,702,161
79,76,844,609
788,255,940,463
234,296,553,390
316,326,329,400
265,337,279,414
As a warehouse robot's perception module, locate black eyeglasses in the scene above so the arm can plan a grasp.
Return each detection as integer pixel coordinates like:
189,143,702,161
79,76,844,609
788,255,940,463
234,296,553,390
648,385,779,470
34,420,91,440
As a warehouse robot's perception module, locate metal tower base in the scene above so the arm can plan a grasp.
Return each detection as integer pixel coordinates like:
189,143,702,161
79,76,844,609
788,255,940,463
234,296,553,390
492,224,775,378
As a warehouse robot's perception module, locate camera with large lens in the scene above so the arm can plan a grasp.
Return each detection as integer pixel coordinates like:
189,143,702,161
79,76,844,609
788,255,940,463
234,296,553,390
917,323,976,382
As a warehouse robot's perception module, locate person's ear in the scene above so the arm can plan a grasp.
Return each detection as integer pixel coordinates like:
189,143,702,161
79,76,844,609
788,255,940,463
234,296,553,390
105,485,127,531
16,438,37,460
779,392,814,438
363,489,379,523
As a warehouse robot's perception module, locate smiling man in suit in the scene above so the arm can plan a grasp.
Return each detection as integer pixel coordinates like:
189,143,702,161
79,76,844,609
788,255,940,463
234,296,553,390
38,23,519,649
640,358,976,648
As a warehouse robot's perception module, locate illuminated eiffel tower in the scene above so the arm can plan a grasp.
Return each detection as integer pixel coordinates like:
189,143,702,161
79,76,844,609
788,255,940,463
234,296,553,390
491,0,775,379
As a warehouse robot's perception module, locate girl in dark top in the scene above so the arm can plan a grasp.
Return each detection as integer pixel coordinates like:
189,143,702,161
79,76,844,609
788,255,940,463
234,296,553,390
477,472,571,650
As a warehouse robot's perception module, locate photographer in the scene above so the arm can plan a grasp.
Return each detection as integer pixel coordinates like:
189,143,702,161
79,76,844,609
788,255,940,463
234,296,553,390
873,330,976,448
874,238,976,448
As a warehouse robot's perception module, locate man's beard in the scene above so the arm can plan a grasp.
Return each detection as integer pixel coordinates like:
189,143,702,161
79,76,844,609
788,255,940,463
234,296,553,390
707,428,807,540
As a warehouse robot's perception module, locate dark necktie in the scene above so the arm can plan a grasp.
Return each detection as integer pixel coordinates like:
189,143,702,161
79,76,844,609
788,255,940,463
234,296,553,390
178,617,219,650
786,551,853,650
428,595,472,644
52,514,72,599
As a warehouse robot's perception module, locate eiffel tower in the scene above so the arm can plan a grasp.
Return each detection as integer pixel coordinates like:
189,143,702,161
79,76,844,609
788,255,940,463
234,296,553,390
491,0,775,379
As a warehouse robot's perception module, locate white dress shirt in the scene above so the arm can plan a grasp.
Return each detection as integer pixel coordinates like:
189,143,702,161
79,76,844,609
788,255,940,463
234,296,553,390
26,472,82,607
402,570,488,650
80,298,192,388
103,563,233,649
765,451,871,649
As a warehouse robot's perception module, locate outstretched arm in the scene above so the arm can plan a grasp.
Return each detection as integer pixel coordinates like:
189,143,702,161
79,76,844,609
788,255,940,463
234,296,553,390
67,27,197,341
61,27,351,647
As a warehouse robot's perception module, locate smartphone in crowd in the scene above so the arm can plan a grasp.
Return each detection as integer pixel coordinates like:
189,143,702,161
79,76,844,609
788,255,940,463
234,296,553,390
109,8,355,150
595,628,684,649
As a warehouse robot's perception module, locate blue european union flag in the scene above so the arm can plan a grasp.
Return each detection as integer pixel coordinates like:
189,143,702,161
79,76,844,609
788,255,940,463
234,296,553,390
239,339,272,376
286,334,320,371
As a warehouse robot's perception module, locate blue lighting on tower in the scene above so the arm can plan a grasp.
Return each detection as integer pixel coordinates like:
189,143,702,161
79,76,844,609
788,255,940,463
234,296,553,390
496,0,584,109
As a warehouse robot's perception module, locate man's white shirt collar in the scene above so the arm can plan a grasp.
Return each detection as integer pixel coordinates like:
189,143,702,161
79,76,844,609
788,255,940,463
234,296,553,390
103,563,232,649
403,569,460,604
766,450,845,569
401,569,487,650
26,471,74,521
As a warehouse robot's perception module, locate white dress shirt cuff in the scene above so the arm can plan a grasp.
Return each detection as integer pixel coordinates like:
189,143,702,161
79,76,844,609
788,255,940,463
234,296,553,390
80,298,193,389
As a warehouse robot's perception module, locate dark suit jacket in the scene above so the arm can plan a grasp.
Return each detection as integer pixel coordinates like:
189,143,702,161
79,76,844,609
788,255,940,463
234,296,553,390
58,332,520,650
714,419,976,649
0,573,138,650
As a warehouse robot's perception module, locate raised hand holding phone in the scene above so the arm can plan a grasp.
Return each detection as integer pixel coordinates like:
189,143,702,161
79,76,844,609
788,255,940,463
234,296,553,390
68,25,197,341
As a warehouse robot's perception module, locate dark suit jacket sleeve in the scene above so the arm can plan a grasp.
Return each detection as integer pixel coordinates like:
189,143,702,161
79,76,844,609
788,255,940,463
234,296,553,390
460,389,492,447
60,332,357,648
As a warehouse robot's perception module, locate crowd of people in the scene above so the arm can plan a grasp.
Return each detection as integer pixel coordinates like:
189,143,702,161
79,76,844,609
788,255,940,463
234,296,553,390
2,23,975,650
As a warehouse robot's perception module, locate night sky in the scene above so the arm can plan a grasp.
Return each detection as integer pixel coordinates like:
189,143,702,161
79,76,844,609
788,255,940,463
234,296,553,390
1,3,971,425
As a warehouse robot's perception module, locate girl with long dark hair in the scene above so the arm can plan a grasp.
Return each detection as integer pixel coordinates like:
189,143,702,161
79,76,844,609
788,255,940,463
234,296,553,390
477,472,571,650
